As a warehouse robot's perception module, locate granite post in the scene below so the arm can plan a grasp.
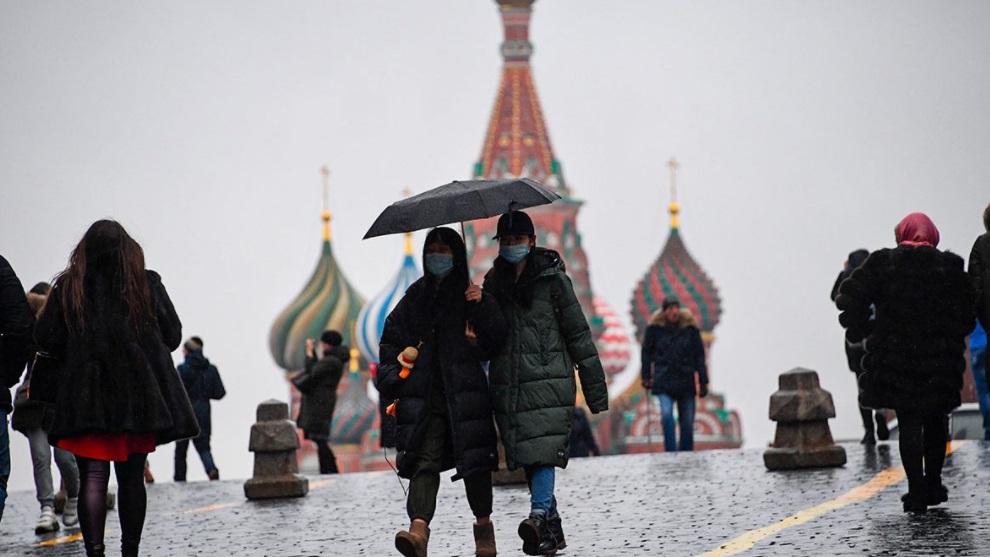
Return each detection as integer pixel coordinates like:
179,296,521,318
244,399,309,499
763,368,847,470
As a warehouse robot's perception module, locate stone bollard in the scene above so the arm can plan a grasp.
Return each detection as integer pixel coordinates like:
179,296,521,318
244,399,309,500
763,368,846,470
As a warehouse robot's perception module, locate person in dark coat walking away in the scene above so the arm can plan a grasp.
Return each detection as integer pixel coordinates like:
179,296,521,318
377,227,507,557
483,211,608,556
174,336,225,481
968,202,990,440
12,282,81,532
34,220,199,556
568,407,600,458
640,297,708,452
291,330,347,475
0,254,35,524
831,249,890,444
837,213,974,513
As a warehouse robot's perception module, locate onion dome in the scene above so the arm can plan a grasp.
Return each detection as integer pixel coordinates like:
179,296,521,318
631,159,722,338
592,296,632,375
269,169,366,372
356,232,421,364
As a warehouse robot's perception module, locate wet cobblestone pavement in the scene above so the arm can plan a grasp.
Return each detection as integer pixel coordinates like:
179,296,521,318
3,441,989,556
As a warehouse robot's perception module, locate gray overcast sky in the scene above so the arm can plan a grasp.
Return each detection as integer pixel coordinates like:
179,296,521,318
2,1,988,491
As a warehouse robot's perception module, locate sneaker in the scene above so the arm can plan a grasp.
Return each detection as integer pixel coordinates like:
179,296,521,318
62,498,79,528
35,506,60,534
518,513,547,556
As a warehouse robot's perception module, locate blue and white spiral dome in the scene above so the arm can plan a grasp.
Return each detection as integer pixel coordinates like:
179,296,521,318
356,235,421,364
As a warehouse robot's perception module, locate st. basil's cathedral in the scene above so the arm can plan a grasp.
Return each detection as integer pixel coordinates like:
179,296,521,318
269,0,743,473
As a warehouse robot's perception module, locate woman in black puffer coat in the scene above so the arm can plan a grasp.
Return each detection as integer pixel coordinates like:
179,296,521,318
837,213,974,513
376,227,507,557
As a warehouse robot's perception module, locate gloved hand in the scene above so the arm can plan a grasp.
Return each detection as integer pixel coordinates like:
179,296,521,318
699,385,709,398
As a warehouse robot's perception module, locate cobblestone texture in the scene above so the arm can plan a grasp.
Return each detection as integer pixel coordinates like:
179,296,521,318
3,441,989,556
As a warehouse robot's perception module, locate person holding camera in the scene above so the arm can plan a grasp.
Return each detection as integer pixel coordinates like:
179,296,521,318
291,330,347,475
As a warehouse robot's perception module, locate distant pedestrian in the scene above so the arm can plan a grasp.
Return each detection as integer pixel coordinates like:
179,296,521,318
292,330,347,475
831,249,890,444
174,336,226,481
968,201,990,440
0,254,35,524
483,210,608,556
11,282,81,533
640,296,708,452
837,213,974,513
35,219,199,556
969,322,989,440
377,227,507,557
568,407,600,458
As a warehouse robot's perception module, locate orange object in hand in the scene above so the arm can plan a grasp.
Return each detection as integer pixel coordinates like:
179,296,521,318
397,346,419,379
386,400,398,416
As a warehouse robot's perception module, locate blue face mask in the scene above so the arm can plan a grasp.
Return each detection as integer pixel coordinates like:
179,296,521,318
499,244,530,264
424,253,454,278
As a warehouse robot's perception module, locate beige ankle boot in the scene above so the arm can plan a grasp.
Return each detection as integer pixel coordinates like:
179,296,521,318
474,521,497,557
395,520,430,557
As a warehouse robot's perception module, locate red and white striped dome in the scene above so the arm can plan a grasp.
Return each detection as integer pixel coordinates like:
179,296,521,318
593,296,632,375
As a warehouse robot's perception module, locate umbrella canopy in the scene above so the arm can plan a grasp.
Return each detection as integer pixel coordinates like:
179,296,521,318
364,178,560,239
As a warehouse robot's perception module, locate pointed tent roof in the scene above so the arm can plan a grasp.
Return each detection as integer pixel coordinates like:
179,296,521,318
474,0,567,196
269,170,366,372
631,160,722,337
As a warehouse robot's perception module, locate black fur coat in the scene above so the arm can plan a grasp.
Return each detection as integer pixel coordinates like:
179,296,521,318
836,246,975,413
35,270,199,446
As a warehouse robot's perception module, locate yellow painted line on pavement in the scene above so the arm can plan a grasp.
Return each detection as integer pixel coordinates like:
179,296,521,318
310,478,337,490
37,533,83,546
695,441,966,557
185,502,237,514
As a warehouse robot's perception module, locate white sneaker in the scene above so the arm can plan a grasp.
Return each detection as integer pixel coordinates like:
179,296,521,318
35,506,60,534
62,498,79,527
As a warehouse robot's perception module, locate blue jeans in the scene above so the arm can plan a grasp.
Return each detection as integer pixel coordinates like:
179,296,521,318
971,346,990,440
524,465,557,517
174,436,217,481
0,412,10,523
657,394,696,452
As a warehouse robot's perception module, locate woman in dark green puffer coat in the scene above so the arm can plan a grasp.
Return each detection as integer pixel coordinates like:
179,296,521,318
482,211,608,557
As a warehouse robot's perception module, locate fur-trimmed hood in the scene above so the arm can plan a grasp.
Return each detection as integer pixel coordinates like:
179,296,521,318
648,307,698,329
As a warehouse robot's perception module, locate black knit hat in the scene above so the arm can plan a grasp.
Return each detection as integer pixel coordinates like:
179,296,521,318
493,210,535,239
661,296,681,311
321,330,343,347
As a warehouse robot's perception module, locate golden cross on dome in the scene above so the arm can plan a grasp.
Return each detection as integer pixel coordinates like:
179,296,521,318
666,157,680,230
402,188,414,255
321,166,332,241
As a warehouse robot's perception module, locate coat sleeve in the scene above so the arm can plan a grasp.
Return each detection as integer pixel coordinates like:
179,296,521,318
34,286,67,359
836,250,885,344
0,257,34,387
466,291,507,361
554,274,608,414
692,328,708,387
640,326,656,384
209,366,226,400
376,291,415,401
971,237,989,329
149,271,182,351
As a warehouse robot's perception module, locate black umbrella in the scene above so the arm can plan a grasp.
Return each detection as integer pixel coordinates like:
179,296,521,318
363,178,561,239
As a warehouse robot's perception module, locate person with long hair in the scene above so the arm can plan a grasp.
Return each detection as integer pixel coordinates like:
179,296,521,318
35,220,198,556
376,227,507,557
837,213,975,513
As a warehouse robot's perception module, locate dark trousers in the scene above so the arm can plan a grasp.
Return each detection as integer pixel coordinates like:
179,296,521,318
896,410,949,494
77,454,146,557
174,436,217,481
313,438,338,474
407,392,492,523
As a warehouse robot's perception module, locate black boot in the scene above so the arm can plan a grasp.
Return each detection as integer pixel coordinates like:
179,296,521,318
875,413,890,441
518,513,547,556
540,515,566,554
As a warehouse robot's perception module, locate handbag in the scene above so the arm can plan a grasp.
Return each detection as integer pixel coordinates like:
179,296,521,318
27,351,61,404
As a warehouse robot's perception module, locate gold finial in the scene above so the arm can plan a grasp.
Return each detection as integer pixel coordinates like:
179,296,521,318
349,321,359,372
321,166,332,241
667,157,680,229
402,188,414,255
